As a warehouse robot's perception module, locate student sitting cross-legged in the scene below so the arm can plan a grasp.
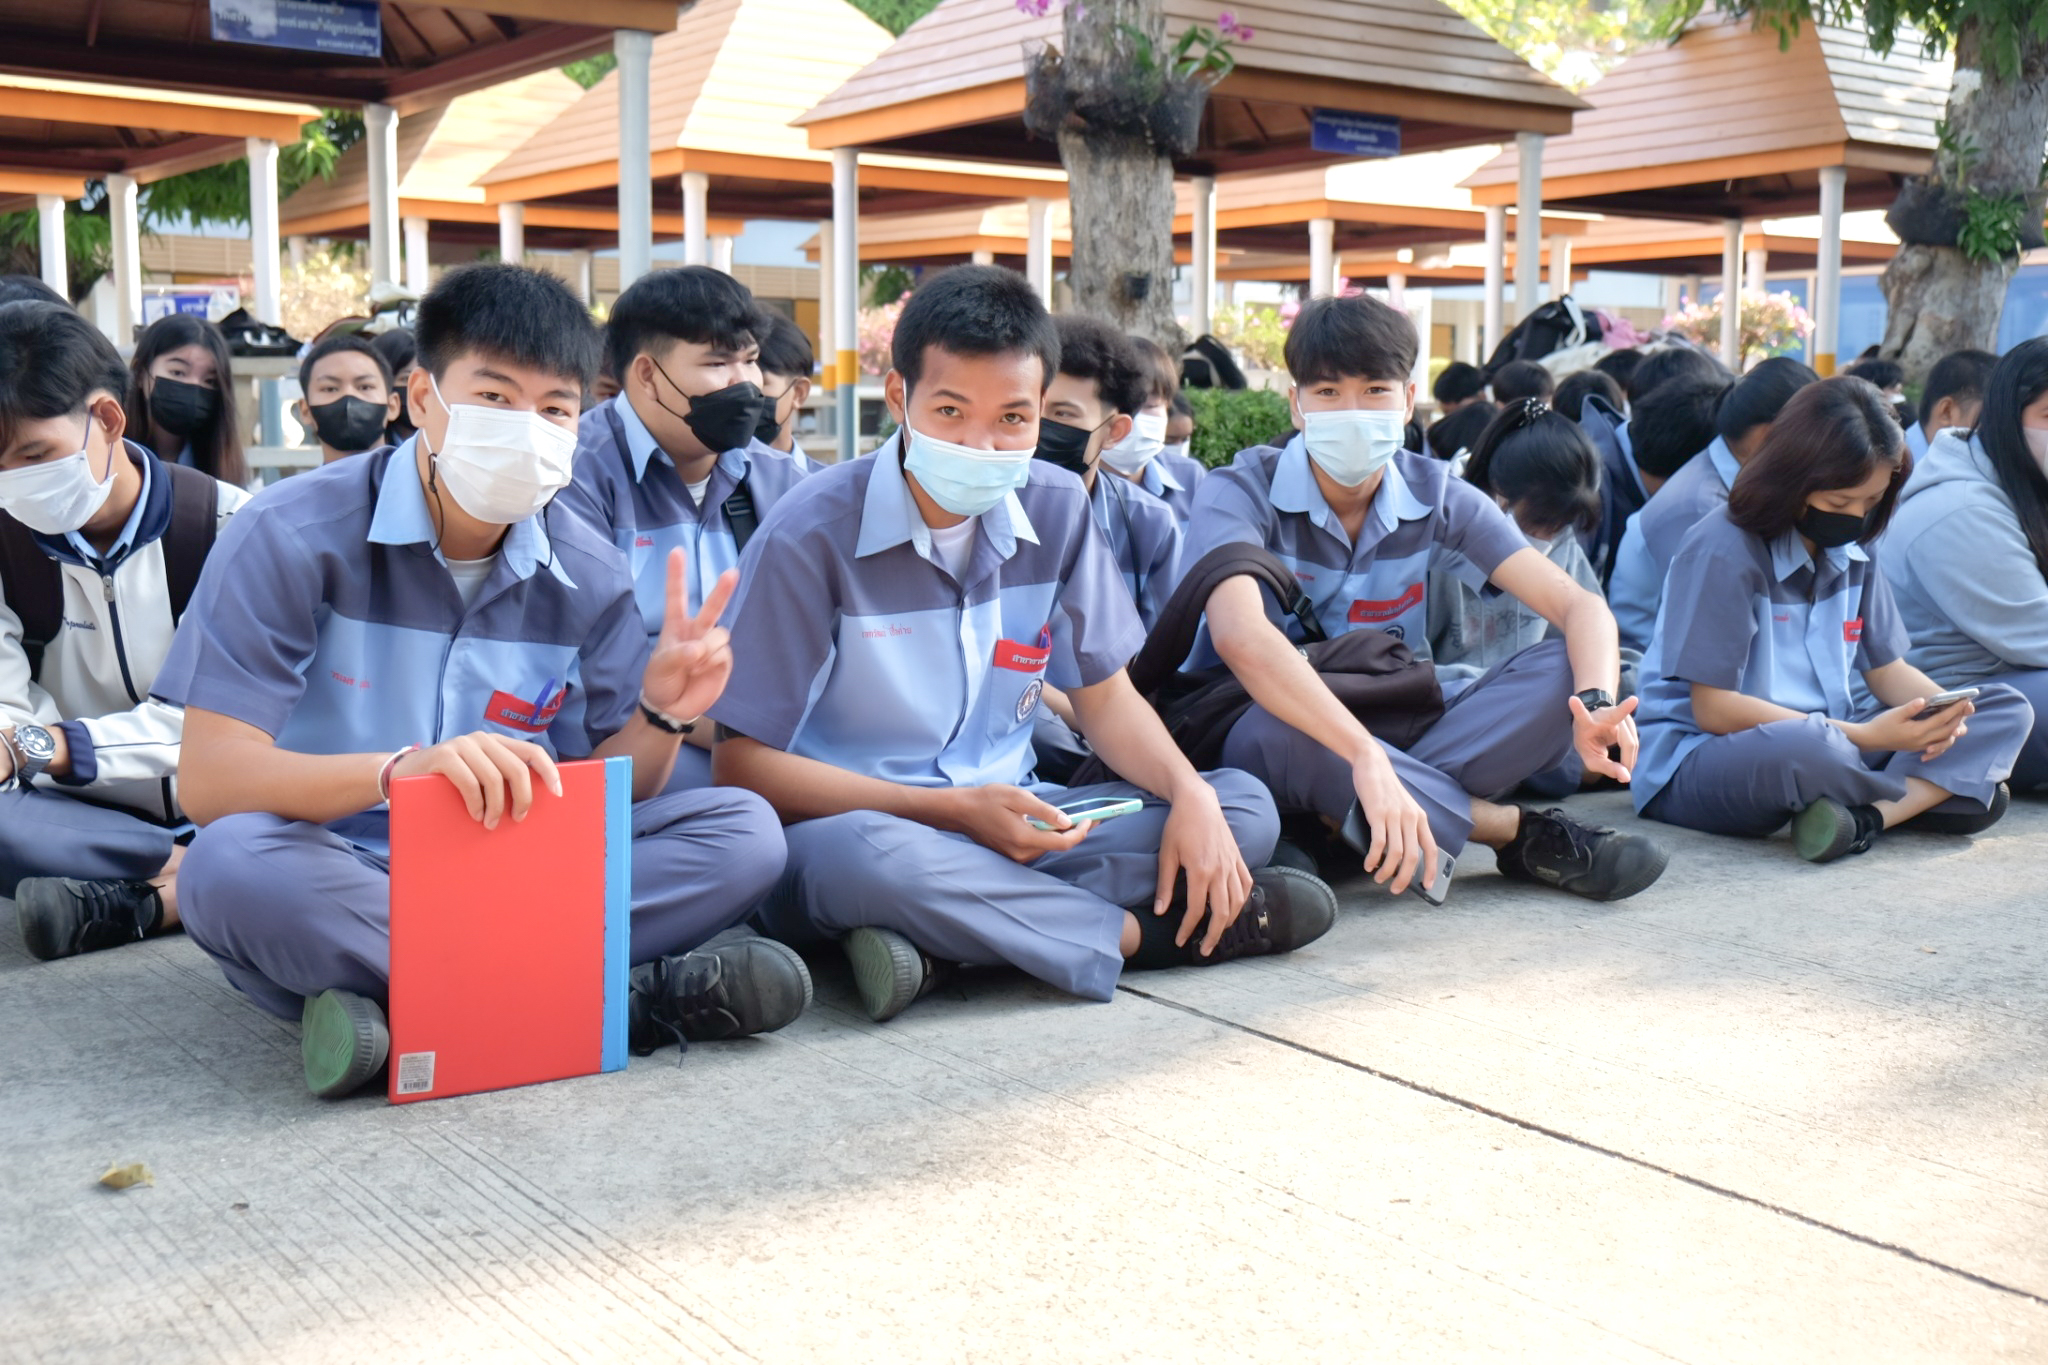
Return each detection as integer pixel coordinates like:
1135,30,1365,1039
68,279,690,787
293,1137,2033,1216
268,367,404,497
556,266,817,792
1184,293,1669,904
710,266,1335,1024
1634,377,2030,862
155,264,808,1098
0,301,249,960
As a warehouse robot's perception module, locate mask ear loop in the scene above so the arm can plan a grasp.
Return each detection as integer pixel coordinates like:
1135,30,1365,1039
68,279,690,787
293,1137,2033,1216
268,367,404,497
419,374,450,558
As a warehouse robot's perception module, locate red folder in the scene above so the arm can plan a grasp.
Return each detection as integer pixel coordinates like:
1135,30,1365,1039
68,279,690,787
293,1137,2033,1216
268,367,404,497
386,756,631,1103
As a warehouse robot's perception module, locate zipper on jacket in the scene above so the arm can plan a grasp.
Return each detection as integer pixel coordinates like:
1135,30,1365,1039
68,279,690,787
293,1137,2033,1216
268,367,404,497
100,571,142,705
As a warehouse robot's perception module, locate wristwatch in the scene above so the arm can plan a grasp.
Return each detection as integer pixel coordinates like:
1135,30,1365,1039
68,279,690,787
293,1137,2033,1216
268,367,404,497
638,690,698,736
7,723,57,784
1574,688,1616,714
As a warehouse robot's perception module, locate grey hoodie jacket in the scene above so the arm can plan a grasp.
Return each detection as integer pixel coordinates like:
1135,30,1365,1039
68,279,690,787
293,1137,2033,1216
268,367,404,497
1879,429,2048,685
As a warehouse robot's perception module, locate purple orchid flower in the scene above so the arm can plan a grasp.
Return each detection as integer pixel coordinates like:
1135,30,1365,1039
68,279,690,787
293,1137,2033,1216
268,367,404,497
1218,11,1253,40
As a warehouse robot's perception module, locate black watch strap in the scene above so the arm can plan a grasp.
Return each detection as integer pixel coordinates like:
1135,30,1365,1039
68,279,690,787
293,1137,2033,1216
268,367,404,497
638,699,696,736
1575,688,1616,713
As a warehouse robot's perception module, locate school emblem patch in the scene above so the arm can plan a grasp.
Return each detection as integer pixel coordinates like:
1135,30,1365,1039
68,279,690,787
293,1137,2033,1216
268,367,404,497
1017,678,1043,722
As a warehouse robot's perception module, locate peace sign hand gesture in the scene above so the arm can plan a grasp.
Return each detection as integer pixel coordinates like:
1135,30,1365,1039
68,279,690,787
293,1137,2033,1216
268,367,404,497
641,550,738,727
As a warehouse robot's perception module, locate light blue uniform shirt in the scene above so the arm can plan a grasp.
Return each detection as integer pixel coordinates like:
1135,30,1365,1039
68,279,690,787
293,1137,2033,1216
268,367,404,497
1088,470,1182,631
1906,422,1931,460
1607,435,1742,651
1633,507,1909,811
1140,451,1205,524
152,441,648,852
711,434,1144,790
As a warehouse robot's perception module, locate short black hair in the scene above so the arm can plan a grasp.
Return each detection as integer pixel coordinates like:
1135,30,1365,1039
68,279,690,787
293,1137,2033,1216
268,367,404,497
297,334,394,397
417,262,601,389
1432,361,1487,406
891,264,1059,393
1921,348,1996,429
606,264,763,384
0,274,68,308
1727,377,1907,543
1463,401,1604,536
1054,315,1149,416
1593,348,1643,393
1128,334,1180,404
1716,355,1817,445
1284,293,1416,385
1488,359,1555,404
0,300,130,453
756,312,814,381
1169,390,1193,418
1844,355,1904,391
1426,400,1496,460
1626,344,1726,404
1552,368,1624,422
1629,374,1732,479
370,327,416,375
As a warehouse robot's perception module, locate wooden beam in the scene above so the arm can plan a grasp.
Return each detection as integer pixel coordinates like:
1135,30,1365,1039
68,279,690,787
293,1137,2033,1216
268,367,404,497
0,169,87,198
1466,144,1849,207
1215,69,1577,138
383,25,616,116
482,149,686,204
288,197,744,238
0,83,315,142
803,80,1029,151
438,0,685,29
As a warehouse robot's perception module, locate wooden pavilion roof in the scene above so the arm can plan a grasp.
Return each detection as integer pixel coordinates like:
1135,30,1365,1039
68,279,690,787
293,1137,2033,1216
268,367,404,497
794,0,1585,175
0,1,682,116
1463,18,1948,219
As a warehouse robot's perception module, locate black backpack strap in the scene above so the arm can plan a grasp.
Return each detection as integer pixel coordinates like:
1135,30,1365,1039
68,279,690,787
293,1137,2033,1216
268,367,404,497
0,512,63,681
1124,542,1325,696
722,476,759,552
159,463,221,623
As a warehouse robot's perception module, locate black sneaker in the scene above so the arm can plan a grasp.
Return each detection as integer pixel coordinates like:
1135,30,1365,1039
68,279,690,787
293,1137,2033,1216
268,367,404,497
16,877,163,961
1191,865,1338,965
1264,838,1322,877
1496,807,1668,901
1791,798,1883,863
842,926,954,1023
1910,782,2010,836
628,933,812,1053
302,989,390,1099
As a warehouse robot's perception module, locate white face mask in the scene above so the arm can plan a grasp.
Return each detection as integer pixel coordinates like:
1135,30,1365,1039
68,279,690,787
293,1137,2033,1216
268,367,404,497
424,376,577,525
1300,407,1405,487
1162,440,1192,463
1100,410,1169,476
0,417,118,535
901,420,1035,518
2025,426,2048,477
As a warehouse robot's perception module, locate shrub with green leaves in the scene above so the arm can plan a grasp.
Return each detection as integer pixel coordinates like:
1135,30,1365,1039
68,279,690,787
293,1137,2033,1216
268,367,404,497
1183,387,1293,468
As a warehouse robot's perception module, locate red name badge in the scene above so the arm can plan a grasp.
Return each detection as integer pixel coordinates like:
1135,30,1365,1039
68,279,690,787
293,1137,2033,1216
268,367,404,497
485,688,567,733
1348,582,1425,625
1843,618,1864,643
994,638,1051,673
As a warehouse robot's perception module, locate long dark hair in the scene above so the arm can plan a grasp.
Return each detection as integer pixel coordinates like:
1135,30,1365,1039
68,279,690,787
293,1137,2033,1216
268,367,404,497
126,314,245,486
1463,399,1603,536
1972,337,2048,580
1726,377,1907,543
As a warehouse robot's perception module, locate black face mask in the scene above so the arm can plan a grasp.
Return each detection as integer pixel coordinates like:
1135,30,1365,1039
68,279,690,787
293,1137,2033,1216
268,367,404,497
1034,418,1101,477
1797,505,1870,550
650,360,767,455
309,395,391,454
754,387,792,447
151,377,218,438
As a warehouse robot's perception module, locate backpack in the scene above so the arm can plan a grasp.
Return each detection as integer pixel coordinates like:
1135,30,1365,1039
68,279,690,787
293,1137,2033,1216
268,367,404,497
0,462,218,681
1180,334,1248,390
1067,543,1444,785
1484,294,1603,372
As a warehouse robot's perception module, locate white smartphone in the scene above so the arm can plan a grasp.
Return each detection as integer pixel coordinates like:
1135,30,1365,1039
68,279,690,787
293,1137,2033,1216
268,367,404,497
1026,796,1145,831
1409,848,1456,906
1918,686,1980,716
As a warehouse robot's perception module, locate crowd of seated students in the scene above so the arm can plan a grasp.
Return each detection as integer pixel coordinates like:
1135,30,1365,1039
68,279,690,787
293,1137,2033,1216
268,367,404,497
0,262,2034,1100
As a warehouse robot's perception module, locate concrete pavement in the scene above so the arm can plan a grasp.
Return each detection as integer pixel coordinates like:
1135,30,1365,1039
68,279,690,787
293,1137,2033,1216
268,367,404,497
5,789,2044,1362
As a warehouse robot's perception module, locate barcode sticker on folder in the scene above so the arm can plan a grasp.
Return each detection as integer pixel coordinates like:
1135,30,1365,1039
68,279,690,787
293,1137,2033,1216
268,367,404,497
395,1051,435,1095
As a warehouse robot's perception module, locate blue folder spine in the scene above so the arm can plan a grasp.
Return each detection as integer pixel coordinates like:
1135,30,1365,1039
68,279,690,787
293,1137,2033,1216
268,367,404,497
599,756,632,1072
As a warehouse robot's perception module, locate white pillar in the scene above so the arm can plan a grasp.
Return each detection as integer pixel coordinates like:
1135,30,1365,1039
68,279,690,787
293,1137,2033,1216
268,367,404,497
1745,245,1769,296
287,235,308,268
1815,165,1846,376
1514,131,1543,322
1408,288,1434,397
710,234,735,275
497,202,525,265
1720,217,1743,369
364,102,400,292
402,215,431,296
573,249,594,305
107,173,140,344
1025,197,1054,307
35,193,65,298
970,248,995,266
817,218,835,398
682,169,709,266
831,148,859,459
246,137,281,325
615,29,655,288
1483,203,1506,356
1547,234,1571,302
1307,217,1336,299
1189,176,1216,336
1385,270,1406,313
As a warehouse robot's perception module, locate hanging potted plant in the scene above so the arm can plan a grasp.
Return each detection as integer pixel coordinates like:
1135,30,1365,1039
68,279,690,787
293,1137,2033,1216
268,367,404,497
1022,7,1248,158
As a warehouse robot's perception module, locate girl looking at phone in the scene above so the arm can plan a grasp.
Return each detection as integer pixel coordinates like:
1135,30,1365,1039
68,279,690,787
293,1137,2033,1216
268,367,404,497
1631,378,2032,862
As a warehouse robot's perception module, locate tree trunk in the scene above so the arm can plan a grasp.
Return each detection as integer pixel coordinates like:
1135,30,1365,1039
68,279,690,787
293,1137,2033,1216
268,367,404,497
1054,0,1185,349
1880,19,2048,380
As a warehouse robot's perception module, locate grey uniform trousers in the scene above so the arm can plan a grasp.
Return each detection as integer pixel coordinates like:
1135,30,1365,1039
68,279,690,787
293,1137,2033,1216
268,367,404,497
754,769,1279,1003
0,785,182,897
1642,683,2032,838
178,786,788,1019
1221,638,1577,855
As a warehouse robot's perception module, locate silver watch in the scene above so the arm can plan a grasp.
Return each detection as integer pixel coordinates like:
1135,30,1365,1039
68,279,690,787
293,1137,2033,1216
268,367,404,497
8,723,56,784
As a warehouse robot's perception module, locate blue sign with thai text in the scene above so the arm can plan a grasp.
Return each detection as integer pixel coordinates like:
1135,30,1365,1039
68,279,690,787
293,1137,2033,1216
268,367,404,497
1310,111,1401,159
211,0,381,59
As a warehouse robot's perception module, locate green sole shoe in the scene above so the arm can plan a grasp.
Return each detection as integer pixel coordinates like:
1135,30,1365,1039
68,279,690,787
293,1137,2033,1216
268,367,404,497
302,989,390,1098
843,927,925,1023
1792,798,1858,863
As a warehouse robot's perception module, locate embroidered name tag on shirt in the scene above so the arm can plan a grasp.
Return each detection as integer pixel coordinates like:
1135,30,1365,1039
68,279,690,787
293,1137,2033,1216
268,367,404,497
1843,618,1864,643
485,687,567,733
1348,583,1425,624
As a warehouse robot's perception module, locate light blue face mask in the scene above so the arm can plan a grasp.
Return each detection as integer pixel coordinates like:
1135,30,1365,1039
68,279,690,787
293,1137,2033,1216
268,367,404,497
902,420,1035,518
1301,407,1406,487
